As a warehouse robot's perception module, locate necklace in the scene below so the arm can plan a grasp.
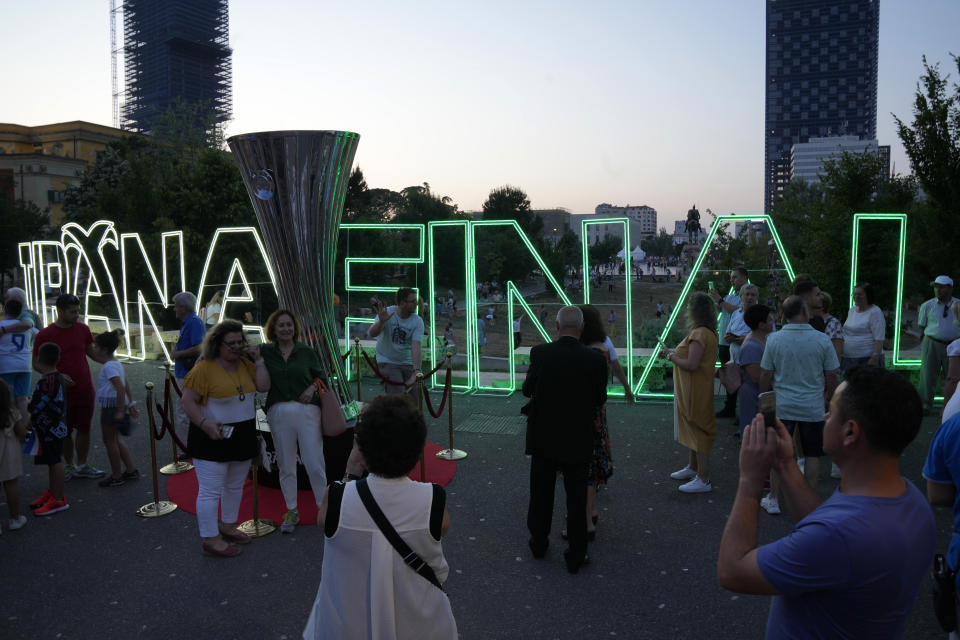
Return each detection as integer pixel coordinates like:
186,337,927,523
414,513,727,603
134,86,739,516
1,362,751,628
279,342,294,360
219,359,246,401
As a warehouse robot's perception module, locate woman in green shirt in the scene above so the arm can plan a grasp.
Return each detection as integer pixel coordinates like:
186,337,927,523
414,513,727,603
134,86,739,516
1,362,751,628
260,310,328,533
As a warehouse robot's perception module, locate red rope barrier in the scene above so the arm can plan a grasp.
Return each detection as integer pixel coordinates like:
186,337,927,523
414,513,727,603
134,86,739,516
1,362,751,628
360,350,407,385
342,349,351,362
153,401,189,452
421,368,452,418
166,372,183,398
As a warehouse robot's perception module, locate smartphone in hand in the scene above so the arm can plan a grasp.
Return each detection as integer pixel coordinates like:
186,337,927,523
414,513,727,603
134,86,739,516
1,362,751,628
758,391,776,429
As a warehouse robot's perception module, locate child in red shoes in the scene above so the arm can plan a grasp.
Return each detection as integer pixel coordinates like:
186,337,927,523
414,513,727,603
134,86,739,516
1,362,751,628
28,343,69,516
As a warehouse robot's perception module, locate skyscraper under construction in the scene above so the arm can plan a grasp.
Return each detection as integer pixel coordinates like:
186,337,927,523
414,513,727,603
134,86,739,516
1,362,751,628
121,0,232,134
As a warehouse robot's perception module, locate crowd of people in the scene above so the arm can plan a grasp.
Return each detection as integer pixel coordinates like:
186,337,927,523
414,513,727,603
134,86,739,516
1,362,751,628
5,274,960,638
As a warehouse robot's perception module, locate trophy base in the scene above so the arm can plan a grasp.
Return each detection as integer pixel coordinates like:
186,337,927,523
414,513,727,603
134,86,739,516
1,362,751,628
137,501,178,518
237,519,277,537
436,448,467,461
160,461,194,475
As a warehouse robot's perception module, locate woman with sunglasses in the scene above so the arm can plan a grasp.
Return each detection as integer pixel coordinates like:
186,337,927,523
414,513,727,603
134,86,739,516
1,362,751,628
180,320,270,557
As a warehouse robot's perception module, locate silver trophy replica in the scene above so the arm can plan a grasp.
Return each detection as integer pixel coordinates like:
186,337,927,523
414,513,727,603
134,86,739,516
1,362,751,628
228,130,361,424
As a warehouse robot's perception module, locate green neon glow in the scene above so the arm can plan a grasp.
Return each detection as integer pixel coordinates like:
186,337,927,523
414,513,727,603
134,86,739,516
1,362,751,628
342,223,426,292
580,218,632,396
342,316,375,380
341,223,426,375
634,215,797,399
427,221,471,391
469,220,572,393
847,213,913,367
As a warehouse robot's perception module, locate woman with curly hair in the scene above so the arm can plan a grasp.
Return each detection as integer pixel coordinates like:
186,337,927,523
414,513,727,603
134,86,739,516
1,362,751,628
180,320,270,557
662,292,719,493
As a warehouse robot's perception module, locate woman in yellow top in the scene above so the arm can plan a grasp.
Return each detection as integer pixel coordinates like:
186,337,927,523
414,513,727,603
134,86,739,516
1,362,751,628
661,292,718,493
181,320,270,557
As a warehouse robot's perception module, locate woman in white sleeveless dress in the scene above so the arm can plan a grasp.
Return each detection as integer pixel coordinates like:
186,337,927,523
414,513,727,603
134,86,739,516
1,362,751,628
303,394,457,640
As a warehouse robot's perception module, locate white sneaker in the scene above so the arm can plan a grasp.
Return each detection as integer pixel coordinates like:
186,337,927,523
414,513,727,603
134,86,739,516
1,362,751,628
678,476,712,493
760,495,781,515
670,465,698,481
8,515,27,530
830,463,841,479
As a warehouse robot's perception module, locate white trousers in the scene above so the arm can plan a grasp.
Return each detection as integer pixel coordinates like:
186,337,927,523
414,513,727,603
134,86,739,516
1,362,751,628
193,458,250,538
266,402,327,510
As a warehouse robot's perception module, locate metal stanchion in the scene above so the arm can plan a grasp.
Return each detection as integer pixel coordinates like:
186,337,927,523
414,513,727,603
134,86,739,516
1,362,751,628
159,365,193,475
237,463,276,537
436,354,467,461
137,382,178,518
354,337,362,402
416,372,426,482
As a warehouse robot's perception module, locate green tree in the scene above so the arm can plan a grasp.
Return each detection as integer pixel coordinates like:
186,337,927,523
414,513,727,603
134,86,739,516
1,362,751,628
640,227,675,257
481,186,542,238
588,237,622,265
0,177,53,291
893,54,960,292
771,150,919,310
541,229,580,283
894,55,960,217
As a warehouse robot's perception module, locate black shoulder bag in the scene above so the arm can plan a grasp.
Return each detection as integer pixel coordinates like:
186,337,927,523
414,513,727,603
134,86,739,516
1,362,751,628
355,478,444,591
933,553,958,632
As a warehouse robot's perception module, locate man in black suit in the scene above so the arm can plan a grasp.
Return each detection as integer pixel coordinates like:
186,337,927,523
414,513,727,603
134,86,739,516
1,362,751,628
522,305,608,573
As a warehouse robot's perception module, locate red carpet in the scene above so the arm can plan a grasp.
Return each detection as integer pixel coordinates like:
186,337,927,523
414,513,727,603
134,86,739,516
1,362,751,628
165,441,457,527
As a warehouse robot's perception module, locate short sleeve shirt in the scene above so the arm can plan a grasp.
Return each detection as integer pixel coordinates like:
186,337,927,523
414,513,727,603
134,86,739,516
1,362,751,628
260,342,325,409
374,306,424,366
757,483,936,639
183,359,258,462
175,312,206,378
33,322,94,392
96,360,126,407
923,414,960,582
0,318,34,373
760,323,840,421
918,297,960,341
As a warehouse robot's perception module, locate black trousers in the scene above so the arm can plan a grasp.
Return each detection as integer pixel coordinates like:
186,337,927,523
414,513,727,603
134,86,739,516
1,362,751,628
527,456,588,562
718,344,737,412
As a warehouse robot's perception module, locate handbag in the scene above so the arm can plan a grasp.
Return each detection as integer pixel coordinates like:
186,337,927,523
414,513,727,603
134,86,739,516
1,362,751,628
355,478,444,591
314,378,347,437
718,360,742,394
933,553,958,632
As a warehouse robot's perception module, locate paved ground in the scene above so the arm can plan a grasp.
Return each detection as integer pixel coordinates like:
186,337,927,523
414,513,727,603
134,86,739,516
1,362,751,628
0,360,950,639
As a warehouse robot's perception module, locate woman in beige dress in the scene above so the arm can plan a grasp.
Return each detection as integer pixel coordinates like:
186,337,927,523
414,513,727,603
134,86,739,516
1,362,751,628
662,292,718,493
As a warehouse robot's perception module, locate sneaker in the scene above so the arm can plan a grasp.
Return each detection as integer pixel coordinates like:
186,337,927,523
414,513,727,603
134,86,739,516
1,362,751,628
830,463,841,479
74,464,106,479
678,476,713,493
98,475,126,487
34,497,69,516
8,515,27,530
280,509,300,534
64,464,77,480
760,495,781,515
121,469,141,481
670,465,698,481
29,490,53,509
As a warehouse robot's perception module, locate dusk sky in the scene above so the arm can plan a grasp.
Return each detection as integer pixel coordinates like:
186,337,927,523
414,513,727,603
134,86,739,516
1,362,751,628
4,1,958,227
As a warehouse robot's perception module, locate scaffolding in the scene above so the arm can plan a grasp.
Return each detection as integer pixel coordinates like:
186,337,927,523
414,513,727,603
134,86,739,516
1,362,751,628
120,0,232,134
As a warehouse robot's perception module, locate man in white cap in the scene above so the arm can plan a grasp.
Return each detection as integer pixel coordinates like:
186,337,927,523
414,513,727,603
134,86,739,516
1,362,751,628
918,275,960,414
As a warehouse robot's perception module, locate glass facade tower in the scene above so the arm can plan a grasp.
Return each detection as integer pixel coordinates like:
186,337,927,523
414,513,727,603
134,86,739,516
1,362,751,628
764,0,879,213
